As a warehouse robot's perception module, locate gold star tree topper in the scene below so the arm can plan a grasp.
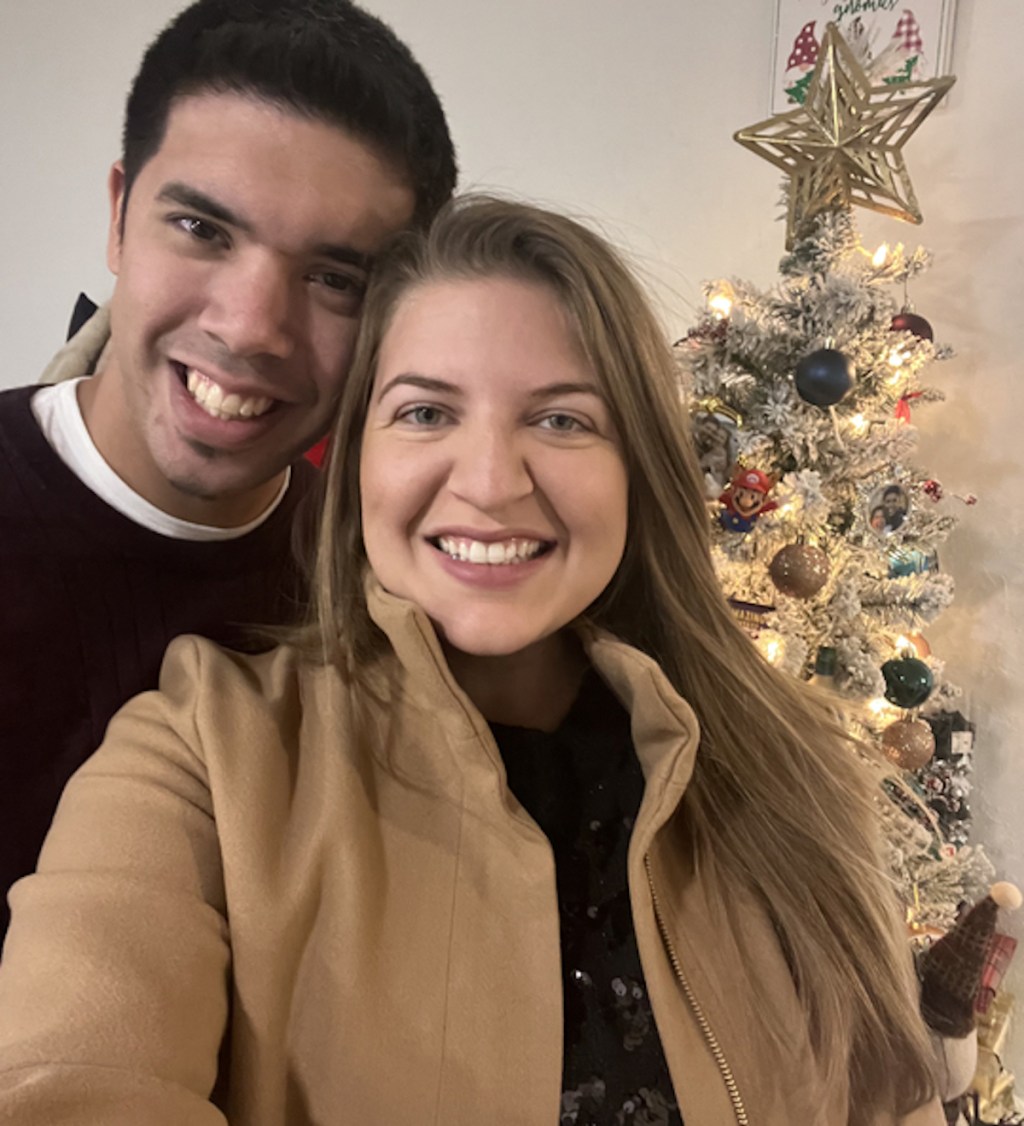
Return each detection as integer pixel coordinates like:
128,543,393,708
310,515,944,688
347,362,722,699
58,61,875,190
734,22,955,246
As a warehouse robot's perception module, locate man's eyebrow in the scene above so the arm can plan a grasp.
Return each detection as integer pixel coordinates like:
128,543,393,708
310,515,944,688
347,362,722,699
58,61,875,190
157,182,249,231
156,181,370,271
311,242,371,272
375,374,458,401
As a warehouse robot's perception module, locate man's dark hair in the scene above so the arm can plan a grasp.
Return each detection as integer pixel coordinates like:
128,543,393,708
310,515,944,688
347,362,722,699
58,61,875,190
122,0,457,227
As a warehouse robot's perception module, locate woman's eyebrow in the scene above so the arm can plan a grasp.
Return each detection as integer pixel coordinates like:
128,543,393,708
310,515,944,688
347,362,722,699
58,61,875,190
527,381,605,400
374,373,460,401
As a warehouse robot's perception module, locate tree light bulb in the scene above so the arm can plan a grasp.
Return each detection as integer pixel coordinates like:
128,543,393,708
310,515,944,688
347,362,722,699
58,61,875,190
850,413,869,434
888,346,908,369
765,640,782,664
868,697,889,715
708,293,733,319
872,243,890,268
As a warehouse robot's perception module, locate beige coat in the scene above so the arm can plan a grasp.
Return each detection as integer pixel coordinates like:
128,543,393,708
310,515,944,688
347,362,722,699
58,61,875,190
0,584,943,1125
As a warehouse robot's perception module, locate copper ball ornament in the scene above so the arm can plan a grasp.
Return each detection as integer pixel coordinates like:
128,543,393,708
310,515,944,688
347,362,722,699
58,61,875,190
881,717,936,770
768,543,830,599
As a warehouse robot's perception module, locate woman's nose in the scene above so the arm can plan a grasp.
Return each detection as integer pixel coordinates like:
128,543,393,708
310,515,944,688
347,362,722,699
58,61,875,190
446,428,534,513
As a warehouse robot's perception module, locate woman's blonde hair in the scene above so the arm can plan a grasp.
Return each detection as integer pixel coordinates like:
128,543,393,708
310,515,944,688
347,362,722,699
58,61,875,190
303,195,936,1120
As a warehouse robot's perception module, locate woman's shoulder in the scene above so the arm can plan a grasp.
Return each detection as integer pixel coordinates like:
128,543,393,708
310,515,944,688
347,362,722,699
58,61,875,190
111,634,348,753
159,633,315,703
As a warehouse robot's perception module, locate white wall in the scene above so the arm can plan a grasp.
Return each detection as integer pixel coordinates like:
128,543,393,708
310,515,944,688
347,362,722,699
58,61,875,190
3,0,1023,1080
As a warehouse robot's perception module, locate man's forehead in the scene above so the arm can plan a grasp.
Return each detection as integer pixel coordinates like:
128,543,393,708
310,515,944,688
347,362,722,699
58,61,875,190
133,91,415,249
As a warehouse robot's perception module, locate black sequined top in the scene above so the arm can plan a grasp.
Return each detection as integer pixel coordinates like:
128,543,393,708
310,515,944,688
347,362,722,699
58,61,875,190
491,671,684,1126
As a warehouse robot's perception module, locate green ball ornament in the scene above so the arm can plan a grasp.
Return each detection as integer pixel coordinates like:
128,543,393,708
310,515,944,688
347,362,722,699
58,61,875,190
881,656,934,709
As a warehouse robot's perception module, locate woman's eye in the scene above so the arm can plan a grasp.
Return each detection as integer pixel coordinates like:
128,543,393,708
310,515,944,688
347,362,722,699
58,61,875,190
539,413,586,433
398,405,447,427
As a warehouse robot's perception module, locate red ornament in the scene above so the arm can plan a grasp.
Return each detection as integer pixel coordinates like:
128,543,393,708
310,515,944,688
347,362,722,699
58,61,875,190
894,392,923,424
304,435,330,469
923,479,944,502
891,311,934,342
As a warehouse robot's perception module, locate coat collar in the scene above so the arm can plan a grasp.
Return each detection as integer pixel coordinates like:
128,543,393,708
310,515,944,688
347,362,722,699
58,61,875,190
362,576,701,841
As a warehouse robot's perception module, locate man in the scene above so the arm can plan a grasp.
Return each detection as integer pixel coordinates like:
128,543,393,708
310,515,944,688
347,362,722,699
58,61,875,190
0,0,457,938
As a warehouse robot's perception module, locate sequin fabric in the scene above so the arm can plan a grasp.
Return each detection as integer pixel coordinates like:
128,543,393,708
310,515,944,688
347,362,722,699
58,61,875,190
491,671,684,1126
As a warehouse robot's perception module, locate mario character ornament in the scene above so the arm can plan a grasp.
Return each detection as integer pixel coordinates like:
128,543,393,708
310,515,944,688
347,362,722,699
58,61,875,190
719,468,778,533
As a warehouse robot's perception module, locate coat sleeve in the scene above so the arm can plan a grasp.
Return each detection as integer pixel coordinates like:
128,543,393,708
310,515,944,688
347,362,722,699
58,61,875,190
0,636,231,1125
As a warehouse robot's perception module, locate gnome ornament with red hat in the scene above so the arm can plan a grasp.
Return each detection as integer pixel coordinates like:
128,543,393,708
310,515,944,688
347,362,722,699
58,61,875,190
918,882,1022,1103
783,21,820,105
718,467,778,534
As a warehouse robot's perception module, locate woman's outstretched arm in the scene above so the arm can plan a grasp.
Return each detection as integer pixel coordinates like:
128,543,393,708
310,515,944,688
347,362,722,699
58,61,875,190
0,637,231,1125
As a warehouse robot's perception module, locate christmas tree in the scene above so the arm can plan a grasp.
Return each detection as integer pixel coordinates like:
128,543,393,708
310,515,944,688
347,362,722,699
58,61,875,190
675,22,1021,1118
678,209,992,926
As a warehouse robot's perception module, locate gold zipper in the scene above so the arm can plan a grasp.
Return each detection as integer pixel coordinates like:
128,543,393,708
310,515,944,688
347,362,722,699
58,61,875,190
644,854,750,1126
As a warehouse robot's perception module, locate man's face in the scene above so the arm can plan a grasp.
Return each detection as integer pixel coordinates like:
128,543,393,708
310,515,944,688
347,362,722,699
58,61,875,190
86,91,415,526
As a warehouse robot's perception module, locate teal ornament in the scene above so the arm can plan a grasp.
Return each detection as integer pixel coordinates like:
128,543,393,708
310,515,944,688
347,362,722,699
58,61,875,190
881,656,934,709
889,548,937,578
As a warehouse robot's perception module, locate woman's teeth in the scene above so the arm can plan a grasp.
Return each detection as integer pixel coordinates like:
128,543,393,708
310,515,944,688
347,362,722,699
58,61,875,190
186,368,273,421
437,536,546,565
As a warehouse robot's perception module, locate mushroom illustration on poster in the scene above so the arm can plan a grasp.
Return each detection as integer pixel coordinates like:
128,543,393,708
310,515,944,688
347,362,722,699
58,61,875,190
770,1,958,111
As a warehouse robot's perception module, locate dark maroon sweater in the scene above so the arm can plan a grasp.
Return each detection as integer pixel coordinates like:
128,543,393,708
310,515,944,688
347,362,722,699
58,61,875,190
0,386,320,940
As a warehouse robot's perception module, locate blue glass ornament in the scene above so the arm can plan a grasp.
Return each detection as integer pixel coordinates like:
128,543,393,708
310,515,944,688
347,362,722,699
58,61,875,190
794,348,854,407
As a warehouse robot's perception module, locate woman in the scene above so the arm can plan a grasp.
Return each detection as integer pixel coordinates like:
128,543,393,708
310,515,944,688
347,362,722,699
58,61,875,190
0,198,940,1124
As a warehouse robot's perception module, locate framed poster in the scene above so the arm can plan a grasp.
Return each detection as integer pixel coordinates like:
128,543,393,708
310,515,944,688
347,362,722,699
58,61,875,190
770,2,958,111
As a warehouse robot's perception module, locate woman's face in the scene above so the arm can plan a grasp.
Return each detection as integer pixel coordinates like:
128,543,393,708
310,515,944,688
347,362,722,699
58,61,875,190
359,275,629,660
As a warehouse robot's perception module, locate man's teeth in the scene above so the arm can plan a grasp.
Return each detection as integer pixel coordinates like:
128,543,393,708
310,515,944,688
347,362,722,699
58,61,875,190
185,368,273,421
437,536,545,565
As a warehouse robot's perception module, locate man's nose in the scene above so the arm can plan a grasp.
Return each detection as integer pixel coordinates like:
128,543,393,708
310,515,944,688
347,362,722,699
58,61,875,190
447,428,534,513
199,255,296,360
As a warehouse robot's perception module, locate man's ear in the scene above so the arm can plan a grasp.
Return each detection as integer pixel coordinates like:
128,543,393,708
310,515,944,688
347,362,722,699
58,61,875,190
106,162,127,275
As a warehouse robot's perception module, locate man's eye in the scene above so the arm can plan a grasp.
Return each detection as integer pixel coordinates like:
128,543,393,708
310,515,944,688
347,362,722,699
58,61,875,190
173,216,223,244
318,272,366,296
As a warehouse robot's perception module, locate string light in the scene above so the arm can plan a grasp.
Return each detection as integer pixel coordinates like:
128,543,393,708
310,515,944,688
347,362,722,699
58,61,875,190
896,633,931,659
850,413,869,435
707,281,735,321
872,243,890,268
754,631,786,666
868,697,889,716
708,292,733,319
